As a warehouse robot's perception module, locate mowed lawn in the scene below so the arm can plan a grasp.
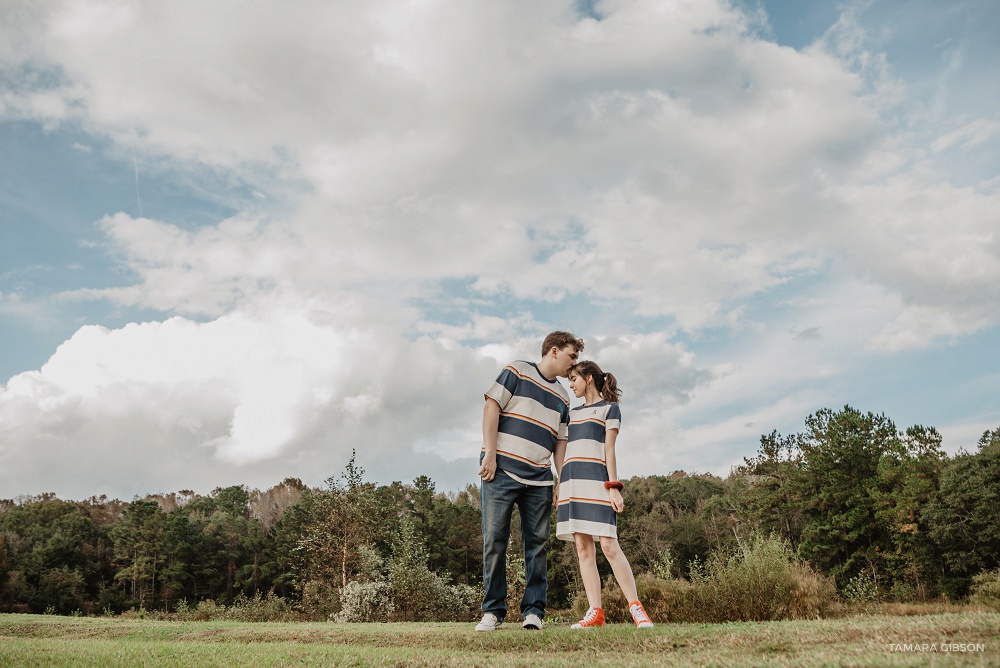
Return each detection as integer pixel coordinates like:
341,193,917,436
1,612,998,667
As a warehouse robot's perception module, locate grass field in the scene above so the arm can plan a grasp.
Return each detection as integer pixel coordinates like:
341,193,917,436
1,611,998,667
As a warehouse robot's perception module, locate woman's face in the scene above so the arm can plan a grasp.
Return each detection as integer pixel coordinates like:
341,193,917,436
568,371,589,398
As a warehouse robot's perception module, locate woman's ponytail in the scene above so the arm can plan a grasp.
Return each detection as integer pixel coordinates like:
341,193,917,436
570,360,622,404
600,372,621,403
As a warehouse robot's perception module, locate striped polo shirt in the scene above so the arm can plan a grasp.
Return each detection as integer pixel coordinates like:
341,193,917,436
482,360,570,486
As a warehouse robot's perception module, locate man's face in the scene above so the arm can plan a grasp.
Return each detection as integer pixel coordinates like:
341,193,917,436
552,345,579,377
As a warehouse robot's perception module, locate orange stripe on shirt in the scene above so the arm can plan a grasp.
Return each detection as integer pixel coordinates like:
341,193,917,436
506,366,567,402
570,416,606,427
563,456,605,465
480,447,552,468
557,496,613,507
502,411,559,436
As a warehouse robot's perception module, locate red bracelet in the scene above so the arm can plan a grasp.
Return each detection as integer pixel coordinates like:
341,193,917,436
604,481,623,490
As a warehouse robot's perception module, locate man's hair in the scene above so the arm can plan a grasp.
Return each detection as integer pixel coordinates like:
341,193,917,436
541,331,584,357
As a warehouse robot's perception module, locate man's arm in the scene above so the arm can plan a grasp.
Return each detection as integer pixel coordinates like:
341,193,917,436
552,438,567,507
553,439,567,478
478,398,501,481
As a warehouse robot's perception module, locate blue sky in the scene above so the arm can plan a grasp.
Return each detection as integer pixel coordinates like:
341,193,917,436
1,0,998,499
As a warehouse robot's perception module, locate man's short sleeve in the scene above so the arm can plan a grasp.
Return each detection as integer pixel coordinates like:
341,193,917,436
484,365,519,410
606,403,622,432
557,403,570,441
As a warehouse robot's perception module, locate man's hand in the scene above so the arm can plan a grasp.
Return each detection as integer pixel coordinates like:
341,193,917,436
609,488,624,513
478,455,497,482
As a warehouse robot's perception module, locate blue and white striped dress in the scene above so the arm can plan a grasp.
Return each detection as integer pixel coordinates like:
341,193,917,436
556,401,621,540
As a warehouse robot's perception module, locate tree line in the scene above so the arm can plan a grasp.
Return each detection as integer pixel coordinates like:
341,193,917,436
1,405,998,617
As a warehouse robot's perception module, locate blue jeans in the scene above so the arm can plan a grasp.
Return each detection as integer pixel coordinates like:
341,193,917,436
480,471,553,621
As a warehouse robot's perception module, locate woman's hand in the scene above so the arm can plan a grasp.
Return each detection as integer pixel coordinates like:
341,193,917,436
609,488,623,513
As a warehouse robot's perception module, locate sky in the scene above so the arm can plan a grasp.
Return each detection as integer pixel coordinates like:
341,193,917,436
1,0,998,501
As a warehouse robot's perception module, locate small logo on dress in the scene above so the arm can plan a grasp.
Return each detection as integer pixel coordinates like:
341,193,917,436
591,409,598,416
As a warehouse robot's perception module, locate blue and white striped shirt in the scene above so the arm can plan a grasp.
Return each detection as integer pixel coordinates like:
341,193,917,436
482,360,570,486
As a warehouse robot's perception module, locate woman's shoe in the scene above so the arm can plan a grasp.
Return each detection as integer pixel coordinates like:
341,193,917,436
571,607,605,629
629,601,654,628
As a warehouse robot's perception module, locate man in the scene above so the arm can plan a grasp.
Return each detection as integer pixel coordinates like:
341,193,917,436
475,331,584,632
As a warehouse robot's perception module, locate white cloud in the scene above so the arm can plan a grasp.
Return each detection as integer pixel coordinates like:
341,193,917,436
1,0,998,496
0,304,512,498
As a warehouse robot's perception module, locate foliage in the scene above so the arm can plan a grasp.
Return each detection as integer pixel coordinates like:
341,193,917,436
335,579,396,622
577,534,836,623
842,570,879,605
922,427,1000,596
874,425,947,600
970,569,1000,612
2,412,999,619
336,521,479,622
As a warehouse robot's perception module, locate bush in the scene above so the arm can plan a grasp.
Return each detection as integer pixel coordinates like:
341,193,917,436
334,532,481,623
224,592,295,622
96,582,128,615
335,580,395,622
787,561,838,619
193,599,223,621
33,568,86,615
573,534,836,623
301,580,340,620
970,569,1000,611
842,570,879,605
693,535,793,621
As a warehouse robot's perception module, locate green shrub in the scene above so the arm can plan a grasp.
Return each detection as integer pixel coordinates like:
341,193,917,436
334,536,480,623
505,552,526,613
193,599,223,621
970,569,1000,611
223,592,294,622
574,534,836,623
300,580,341,620
335,580,395,622
842,570,879,605
33,568,86,615
787,561,838,619
694,534,794,621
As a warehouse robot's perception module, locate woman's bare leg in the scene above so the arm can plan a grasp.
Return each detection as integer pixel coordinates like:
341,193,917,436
599,536,638,603
574,533,603,609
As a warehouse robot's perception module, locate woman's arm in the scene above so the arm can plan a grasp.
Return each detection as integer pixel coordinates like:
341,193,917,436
605,428,623,512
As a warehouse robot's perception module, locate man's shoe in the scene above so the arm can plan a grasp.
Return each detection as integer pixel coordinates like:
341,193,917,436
629,601,654,628
522,613,543,630
571,607,605,629
475,613,503,631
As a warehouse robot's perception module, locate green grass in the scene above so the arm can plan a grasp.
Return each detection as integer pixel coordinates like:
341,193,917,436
1,611,998,667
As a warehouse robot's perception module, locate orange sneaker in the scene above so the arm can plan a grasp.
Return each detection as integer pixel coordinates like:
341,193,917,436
629,601,654,628
571,607,605,629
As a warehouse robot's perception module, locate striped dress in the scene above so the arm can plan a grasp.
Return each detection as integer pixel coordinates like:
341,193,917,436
556,401,621,540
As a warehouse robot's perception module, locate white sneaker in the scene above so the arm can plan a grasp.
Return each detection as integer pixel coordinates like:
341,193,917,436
522,613,543,630
475,613,503,631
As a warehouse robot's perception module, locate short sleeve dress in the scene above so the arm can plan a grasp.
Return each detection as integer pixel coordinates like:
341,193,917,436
556,401,621,540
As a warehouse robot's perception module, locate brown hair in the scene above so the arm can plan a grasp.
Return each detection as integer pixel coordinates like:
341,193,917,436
570,360,621,404
540,331,584,357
